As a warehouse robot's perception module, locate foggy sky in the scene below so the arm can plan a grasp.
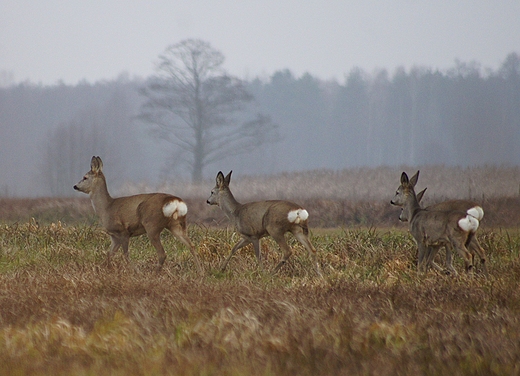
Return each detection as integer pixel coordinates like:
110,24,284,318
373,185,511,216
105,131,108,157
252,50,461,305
1,1,520,86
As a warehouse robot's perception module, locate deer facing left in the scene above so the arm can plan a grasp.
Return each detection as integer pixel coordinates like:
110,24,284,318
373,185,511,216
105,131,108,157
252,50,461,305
74,156,202,272
391,171,480,274
207,171,322,277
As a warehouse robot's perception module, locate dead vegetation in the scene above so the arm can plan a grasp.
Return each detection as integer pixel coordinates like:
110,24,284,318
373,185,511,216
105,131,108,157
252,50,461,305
0,222,519,375
2,195,520,229
3,165,520,228
1,166,520,374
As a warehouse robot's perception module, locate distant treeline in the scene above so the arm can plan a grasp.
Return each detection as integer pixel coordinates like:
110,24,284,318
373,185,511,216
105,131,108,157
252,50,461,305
0,53,519,197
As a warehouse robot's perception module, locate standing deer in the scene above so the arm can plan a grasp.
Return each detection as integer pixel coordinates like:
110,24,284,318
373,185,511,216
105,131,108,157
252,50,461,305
390,171,482,274
74,156,202,272
392,171,487,275
414,189,487,275
206,171,322,277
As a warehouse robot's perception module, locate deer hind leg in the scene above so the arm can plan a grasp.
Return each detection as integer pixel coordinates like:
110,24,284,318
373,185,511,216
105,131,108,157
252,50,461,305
169,222,203,273
451,238,474,273
270,231,293,275
293,230,322,277
221,237,252,272
468,236,487,276
144,227,167,271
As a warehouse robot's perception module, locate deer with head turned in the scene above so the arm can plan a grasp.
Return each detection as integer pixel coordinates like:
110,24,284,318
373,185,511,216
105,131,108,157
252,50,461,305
206,171,322,277
74,156,202,273
390,171,482,274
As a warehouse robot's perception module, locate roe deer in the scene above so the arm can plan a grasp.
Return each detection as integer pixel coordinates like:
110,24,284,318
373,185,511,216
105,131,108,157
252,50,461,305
392,171,487,275
74,156,202,272
390,171,481,274
413,187,487,275
206,171,322,277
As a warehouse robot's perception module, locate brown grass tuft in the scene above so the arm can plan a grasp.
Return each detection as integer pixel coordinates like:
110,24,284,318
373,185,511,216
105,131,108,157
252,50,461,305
0,223,519,375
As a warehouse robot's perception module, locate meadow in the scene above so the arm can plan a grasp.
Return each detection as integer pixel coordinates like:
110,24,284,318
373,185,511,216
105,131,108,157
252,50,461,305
1,166,520,375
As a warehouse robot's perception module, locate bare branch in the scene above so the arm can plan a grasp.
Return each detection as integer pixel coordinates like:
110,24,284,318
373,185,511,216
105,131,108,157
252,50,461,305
139,39,278,182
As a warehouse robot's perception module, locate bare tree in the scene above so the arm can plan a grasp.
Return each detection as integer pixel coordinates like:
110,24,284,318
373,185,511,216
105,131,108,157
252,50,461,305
139,39,277,182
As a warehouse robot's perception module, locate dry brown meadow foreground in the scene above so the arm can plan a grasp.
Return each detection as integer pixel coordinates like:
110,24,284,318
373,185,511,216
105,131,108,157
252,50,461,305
1,166,520,375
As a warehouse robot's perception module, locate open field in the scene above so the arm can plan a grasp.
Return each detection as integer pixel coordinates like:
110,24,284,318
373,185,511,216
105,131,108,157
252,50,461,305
1,166,520,374
1,222,520,375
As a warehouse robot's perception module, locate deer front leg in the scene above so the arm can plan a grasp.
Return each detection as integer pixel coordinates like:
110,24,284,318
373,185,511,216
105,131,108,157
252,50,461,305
417,242,429,272
107,236,122,264
221,237,252,271
120,236,130,263
442,245,458,276
425,246,446,273
251,238,263,270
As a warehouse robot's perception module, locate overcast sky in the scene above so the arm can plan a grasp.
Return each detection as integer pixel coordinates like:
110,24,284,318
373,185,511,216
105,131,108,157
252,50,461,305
1,1,520,86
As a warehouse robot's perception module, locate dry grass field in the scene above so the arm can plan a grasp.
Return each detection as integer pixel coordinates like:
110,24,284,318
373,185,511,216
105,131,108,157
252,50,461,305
1,166,520,375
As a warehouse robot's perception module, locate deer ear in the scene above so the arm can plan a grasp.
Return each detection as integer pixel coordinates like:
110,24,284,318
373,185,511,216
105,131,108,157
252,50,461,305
224,171,232,185
91,156,103,173
400,172,409,185
96,156,103,172
216,171,225,187
416,187,427,203
90,156,98,172
409,170,419,187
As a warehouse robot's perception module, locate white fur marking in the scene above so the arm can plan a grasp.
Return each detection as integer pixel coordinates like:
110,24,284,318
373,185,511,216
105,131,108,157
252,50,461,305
177,201,188,216
458,215,479,233
467,206,484,221
162,199,187,218
288,209,309,224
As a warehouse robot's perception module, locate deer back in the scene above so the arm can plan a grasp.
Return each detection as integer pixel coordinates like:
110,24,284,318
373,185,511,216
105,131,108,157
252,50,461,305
96,193,185,236
234,200,308,237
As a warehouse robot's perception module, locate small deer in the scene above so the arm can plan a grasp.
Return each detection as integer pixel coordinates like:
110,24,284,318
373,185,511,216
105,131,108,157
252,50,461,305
206,171,322,277
390,171,481,274
74,156,202,272
413,187,487,275
392,171,487,275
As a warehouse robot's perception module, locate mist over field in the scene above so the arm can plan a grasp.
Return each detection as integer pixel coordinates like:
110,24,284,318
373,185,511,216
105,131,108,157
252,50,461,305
2,5,520,372
1,53,519,198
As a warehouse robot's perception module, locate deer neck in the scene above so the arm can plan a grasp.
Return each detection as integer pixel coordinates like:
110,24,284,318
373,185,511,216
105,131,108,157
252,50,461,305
219,189,242,221
404,193,422,223
89,177,113,215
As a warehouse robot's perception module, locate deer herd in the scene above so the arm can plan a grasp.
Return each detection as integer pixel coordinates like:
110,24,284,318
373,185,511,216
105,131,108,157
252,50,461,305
74,156,488,277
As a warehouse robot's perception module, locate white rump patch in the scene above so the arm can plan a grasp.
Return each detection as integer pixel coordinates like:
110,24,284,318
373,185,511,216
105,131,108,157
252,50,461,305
162,200,188,219
287,209,309,224
467,206,484,221
458,215,479,233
